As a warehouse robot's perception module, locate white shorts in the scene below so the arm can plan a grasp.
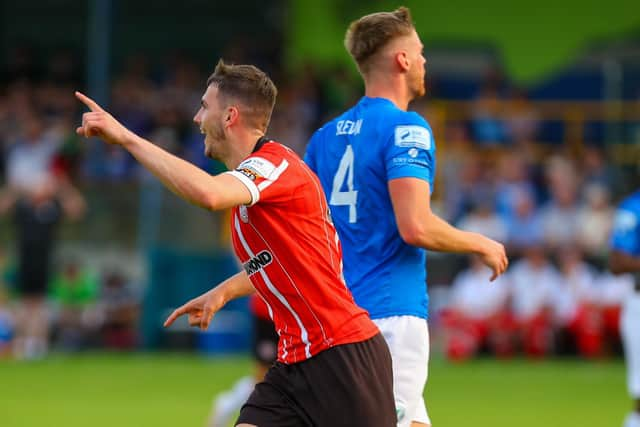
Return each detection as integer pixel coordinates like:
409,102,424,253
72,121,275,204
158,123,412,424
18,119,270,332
373,315,431,427
622,293,640,399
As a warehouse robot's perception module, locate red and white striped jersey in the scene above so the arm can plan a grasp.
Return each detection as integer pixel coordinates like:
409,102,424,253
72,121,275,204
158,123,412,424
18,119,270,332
249,294,271,321
226,139,378,364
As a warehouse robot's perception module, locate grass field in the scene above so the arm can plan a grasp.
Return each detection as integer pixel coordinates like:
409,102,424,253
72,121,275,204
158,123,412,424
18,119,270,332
0,353,628,427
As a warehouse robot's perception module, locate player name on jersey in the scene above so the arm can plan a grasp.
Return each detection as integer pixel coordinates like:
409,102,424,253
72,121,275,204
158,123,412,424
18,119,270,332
336,119,363,136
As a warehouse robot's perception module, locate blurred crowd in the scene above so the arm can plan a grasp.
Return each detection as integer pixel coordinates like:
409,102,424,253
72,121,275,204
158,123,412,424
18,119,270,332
0,45,638,359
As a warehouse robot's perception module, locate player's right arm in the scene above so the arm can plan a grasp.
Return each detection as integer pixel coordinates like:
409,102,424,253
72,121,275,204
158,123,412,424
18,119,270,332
389,178,508,280
163,271,255,330
608,204,640,275
75,92,252,211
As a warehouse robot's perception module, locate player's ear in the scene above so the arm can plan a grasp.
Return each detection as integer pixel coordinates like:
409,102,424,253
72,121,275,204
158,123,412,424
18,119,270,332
395,51,410,72
225,106,239,127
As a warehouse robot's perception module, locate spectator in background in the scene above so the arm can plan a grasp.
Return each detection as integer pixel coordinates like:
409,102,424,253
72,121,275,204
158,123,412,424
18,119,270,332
504,87,540,145
581,144,626,199
471,77,505,146
442,255,512,360
0,113,85,359
0,44,41,85
509,240,561,357
445,155,492,224
457,198,508,243
83,55,155,180
269,82,316,157
50,259,100,350
99,270,140,350
504,187,543,257
540,155,581,250
577,182,615,263
494,152,537,221
439,122,473,222
555,247,600,357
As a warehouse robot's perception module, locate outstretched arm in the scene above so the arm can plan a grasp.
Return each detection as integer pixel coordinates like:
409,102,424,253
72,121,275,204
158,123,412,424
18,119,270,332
163,271,255,330
75,92,251,210
389,177,508,280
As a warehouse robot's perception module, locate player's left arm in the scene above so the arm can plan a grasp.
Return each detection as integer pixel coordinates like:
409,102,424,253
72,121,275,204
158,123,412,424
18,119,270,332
75,92,251,211
163,271,255,330
385,117,507,279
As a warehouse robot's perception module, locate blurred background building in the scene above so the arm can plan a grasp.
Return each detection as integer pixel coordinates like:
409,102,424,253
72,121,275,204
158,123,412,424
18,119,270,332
0,0,639,361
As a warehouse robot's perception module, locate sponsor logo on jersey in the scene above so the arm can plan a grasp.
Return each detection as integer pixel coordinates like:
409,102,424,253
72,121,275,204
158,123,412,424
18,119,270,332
243,250,273,275
394,125,431,150
336,119,363,136
237,167,259,181
408,148,419,158
392,156,429,168
238,157,276,179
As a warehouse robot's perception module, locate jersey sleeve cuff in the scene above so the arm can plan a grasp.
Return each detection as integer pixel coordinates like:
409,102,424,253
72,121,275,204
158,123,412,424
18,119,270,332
225,171,260,206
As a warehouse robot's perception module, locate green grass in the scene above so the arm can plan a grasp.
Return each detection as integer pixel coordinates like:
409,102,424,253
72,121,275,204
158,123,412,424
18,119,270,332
0,353,629,427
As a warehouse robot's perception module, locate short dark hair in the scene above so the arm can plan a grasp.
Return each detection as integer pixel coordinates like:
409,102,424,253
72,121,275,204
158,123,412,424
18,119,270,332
344,7,415,75
207,60,277,132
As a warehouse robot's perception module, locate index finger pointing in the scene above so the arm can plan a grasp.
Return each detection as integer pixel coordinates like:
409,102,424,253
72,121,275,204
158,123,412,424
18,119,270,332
75,91,105,112
164,305,188,327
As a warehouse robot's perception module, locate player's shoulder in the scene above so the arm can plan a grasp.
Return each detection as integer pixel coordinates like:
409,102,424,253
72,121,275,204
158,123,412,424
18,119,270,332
385,107,430,127
380,109,434,152
311,110,347,140
238,141,294,179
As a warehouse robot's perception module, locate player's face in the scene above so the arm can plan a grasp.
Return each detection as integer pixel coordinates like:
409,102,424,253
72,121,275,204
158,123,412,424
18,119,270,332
406,30,427,100
193,85,228,161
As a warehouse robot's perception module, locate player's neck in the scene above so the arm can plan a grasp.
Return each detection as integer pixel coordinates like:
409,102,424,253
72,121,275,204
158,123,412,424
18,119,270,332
223,130,265,169
364,77,410,111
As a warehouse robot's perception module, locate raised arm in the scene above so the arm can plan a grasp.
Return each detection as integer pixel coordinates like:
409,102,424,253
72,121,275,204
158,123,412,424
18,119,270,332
75,92,251,210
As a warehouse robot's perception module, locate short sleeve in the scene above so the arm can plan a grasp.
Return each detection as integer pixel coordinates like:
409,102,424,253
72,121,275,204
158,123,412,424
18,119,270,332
383,114,436,186
610,206,640,255
225,150,291,206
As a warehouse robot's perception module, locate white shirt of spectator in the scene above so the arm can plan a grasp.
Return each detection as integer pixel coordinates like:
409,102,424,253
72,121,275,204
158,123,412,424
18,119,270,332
596,272,635,307
6,134,60,193
509,258,562,321
448,266,510,319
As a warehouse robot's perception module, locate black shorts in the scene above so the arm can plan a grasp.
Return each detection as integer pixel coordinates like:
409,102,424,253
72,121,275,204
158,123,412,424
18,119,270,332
236,333,396,427
253,315,278,365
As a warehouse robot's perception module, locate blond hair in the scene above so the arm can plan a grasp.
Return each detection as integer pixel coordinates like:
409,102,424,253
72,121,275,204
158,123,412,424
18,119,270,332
344,7,415,75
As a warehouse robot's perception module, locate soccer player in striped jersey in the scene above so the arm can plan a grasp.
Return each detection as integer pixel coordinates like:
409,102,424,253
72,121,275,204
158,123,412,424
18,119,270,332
76,60,396,427
305,8,508,427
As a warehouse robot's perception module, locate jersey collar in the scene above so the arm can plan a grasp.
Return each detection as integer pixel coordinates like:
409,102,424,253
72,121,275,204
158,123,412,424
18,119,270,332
252,136,271,153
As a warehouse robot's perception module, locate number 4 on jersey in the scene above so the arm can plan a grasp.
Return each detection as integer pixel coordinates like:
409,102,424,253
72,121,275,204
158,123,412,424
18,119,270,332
330,145,358,223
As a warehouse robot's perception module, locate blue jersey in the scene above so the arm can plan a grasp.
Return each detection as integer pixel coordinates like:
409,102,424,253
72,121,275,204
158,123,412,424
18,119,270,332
305,97,436,319
610,190,640,256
